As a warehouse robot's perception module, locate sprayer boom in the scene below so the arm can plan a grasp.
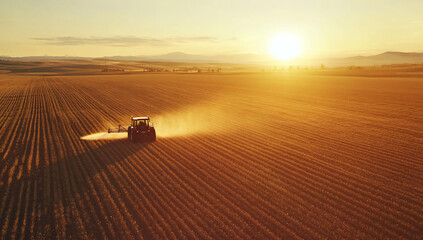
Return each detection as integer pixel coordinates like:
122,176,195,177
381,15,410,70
108,125,129,133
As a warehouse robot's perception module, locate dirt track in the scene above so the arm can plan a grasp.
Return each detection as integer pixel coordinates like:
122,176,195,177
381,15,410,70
1,72,422,239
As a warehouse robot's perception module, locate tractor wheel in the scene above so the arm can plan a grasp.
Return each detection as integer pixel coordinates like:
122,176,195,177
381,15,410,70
149,128,156,141
127,127,131,139
131,131,136,142
128,127,135,142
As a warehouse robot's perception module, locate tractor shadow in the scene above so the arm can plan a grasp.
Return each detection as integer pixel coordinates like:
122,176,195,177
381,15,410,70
0,138,154,239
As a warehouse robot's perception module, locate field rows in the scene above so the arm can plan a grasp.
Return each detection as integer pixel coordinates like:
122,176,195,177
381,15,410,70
0,73,422,239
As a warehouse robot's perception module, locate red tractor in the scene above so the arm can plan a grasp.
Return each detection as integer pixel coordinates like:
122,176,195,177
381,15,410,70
108,117,156,142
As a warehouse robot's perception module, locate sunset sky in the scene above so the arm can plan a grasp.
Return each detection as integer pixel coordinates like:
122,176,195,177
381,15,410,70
1,0,423,58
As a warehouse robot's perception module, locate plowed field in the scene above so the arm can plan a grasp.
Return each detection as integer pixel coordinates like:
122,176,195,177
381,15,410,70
1,72,422,239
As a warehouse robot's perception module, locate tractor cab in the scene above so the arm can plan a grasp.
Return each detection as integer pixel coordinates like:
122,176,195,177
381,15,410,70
132,116,151,130
128,117,156,142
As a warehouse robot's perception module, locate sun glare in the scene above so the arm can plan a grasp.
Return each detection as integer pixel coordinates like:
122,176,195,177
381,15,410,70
269,35,302,60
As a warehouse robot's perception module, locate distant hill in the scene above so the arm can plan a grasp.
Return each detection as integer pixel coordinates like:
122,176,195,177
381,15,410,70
103,52,272,64
2,51,423,66
0,56,91,61
322,52,423,66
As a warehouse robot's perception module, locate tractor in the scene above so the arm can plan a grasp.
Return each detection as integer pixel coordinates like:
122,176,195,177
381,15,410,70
108,116,156,142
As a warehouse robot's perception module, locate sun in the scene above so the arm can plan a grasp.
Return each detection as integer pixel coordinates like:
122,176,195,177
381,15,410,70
269,34,302,60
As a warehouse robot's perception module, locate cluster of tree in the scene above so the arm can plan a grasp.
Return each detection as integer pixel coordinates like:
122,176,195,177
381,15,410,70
265,65,318,72
346,66,364,70
203,68,221,73
101,68,124,72
142,68,170,72
172,67,222,73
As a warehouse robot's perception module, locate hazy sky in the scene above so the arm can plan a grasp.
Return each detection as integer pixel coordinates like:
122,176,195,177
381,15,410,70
1,0,422,58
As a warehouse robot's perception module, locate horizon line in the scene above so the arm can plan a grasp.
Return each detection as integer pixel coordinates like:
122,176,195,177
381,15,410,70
2,50,423,60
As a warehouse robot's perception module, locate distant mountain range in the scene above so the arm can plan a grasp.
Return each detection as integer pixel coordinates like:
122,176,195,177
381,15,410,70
0,55,91,61
1,51,423,66
322,52,423,66
102,52,273,64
